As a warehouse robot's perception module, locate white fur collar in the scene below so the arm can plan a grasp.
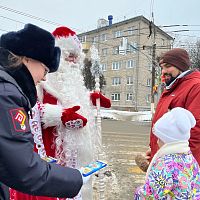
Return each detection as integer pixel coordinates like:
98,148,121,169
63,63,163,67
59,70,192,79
37,82,63,103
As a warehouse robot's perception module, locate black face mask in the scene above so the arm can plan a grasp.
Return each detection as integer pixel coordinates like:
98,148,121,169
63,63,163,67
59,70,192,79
164,73,180,86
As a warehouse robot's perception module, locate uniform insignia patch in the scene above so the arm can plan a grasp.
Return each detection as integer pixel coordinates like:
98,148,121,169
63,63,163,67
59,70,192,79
9,108,28,132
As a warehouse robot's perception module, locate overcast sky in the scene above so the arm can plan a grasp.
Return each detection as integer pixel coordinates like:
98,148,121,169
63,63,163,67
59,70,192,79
0,0,200,43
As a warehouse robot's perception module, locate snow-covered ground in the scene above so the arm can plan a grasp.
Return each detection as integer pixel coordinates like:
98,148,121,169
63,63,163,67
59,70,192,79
93,109,152,200
101,109,152,122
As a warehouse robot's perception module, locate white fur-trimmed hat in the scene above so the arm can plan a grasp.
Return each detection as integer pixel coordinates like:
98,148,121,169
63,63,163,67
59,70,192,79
52,26,81,55
153,107,196,143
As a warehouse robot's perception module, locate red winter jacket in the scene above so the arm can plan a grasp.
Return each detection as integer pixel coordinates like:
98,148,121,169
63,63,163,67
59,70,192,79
150,70,200,165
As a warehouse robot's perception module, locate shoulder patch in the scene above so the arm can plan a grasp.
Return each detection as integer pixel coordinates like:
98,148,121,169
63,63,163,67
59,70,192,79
9,108,29,132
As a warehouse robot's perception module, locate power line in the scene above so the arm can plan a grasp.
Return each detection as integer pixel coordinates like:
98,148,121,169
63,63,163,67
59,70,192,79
168,30,200,33
0,15,25,24
2,5,198,38
0,5,61,26
0,5,84,33
159,24,200,28
0,28,8,32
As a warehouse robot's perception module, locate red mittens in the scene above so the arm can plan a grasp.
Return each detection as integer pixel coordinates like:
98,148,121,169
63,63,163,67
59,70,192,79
61,106,87,129
90,92,111,108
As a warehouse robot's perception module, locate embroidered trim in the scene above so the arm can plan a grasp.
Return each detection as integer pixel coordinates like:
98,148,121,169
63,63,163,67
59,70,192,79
30,102,47,158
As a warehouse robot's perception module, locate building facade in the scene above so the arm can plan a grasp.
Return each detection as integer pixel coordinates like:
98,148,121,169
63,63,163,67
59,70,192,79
78,15,173,111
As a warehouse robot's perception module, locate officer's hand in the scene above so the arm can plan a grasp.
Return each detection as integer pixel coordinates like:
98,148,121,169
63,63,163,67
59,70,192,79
78,168,91,184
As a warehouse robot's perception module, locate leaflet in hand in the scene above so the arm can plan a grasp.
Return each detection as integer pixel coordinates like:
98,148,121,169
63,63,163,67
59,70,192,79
82,160,107,177
43,156,57,163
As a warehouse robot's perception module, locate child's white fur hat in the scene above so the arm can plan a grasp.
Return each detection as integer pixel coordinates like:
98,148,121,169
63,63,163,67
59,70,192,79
153,107,196,143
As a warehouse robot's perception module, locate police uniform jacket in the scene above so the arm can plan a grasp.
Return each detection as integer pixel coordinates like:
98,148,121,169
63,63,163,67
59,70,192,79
0,65,83,199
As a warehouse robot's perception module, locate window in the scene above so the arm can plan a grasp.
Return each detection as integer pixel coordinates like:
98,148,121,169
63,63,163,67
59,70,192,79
93,36,98,44
101,63,107,71
161,38,165,45
113,30,122,38
113,46,119,55
79,35,86,43
126,60,135,68
112,77,121,85
127,26,135,35
147,63,152,71
100,33,107,41
147,79,151,87
111,93,120,101
102,48,108,56
146,94,151,103
126,93,133,101
127,76,133,85
119,37,128,55
112,61,121,70
127,42,138,53
148,48,152,55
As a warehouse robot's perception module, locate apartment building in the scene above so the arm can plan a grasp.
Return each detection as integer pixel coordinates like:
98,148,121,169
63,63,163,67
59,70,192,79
78,15,173,111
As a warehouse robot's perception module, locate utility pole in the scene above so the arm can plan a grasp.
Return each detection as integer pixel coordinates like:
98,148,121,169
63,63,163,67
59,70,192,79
151,43,156,114
150,13,156,116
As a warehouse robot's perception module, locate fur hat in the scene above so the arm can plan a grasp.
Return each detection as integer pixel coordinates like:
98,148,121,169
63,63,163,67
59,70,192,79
153,107,196,143
0,23,61,73
159,48,191,72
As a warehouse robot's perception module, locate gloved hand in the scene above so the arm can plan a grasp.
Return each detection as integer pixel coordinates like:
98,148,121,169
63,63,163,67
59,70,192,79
135,154,150,172
78,168,91,184
90,92,111,108
61,106,87,129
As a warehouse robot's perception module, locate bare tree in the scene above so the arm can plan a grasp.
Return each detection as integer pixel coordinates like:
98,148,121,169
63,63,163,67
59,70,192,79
188,40,200,70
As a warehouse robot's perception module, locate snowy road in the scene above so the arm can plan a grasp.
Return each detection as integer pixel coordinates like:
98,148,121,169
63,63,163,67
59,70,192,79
93,119,151,200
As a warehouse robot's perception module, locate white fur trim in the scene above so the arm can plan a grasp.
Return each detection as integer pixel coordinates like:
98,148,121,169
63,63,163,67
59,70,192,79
39,81,63,103
56,36,81,55
41,103,63,128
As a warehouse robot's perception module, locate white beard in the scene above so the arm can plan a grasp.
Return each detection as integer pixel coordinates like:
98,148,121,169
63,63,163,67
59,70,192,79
39,58,98,200
38,57,99,167
36,37,98,200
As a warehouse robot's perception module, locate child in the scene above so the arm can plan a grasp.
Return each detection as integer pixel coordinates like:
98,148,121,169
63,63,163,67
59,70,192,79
134,107,200,199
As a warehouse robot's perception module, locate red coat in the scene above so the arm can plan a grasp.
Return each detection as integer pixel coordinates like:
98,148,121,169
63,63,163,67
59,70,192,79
40,90,58,157
150,70,200,165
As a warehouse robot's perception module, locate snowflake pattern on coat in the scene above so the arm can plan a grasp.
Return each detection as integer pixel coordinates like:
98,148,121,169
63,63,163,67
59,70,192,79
134,151,200,199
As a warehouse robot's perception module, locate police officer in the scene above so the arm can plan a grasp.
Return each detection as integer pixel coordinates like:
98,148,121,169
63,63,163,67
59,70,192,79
0,24,86,199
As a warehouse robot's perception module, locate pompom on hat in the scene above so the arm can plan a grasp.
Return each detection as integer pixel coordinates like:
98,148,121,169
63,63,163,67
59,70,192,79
0,23,61,73
153,107,196,144
159,48,191,72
